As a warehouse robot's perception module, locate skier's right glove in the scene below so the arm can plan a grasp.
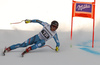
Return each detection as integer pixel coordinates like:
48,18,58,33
25,19,31,23
55,46,59,52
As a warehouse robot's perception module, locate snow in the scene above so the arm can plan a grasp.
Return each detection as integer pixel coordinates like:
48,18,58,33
0,30,100,65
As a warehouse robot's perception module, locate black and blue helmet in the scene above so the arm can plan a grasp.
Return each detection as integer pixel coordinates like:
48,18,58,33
50,20,59,29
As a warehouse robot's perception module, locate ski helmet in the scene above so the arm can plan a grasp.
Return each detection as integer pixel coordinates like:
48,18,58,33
50,20,59,29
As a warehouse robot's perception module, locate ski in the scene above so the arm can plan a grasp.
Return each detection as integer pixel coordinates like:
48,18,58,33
3,47,7,56
21,51,27,57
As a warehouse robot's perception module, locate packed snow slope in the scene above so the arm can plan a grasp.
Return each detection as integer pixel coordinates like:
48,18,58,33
0,29,100,65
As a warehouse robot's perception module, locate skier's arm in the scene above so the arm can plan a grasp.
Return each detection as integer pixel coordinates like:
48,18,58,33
53,33,60,51
25,19,45,26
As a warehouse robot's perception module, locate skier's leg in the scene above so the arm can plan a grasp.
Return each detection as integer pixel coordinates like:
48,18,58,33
22,39,45,56
5,35,40,51
31,40,45,50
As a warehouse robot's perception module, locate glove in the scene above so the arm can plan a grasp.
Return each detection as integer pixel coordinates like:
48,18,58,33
55,46,59,52
25,19,31,23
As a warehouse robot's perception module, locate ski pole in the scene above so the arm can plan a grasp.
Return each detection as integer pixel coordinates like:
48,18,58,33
10,20,25,24
41,45,55,50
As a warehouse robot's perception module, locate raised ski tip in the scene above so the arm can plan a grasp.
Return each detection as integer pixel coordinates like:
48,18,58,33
3,47,6,56
21,53,25,57
21,54,24,57
3,52,5,56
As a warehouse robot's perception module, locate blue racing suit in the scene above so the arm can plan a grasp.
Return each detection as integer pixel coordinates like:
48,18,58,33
9,19,60,51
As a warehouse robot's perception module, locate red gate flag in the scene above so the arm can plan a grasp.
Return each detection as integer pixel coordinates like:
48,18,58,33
71,0,96,48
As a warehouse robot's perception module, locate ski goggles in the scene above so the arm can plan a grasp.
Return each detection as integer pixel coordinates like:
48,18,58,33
51,25,57,29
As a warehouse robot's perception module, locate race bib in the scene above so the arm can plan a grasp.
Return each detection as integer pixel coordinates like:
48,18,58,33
41,29,50,39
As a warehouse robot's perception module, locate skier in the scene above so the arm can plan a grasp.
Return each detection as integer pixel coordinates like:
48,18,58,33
3,19,60,57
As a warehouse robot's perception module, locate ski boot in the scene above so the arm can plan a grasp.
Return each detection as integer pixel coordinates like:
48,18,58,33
3,47,11,56
21,47,32,57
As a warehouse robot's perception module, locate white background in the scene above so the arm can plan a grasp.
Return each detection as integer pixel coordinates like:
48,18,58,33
0,0,100,31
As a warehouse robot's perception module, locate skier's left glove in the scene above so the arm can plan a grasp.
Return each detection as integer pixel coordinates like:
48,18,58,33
25,19,31,23
55,46,59,52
